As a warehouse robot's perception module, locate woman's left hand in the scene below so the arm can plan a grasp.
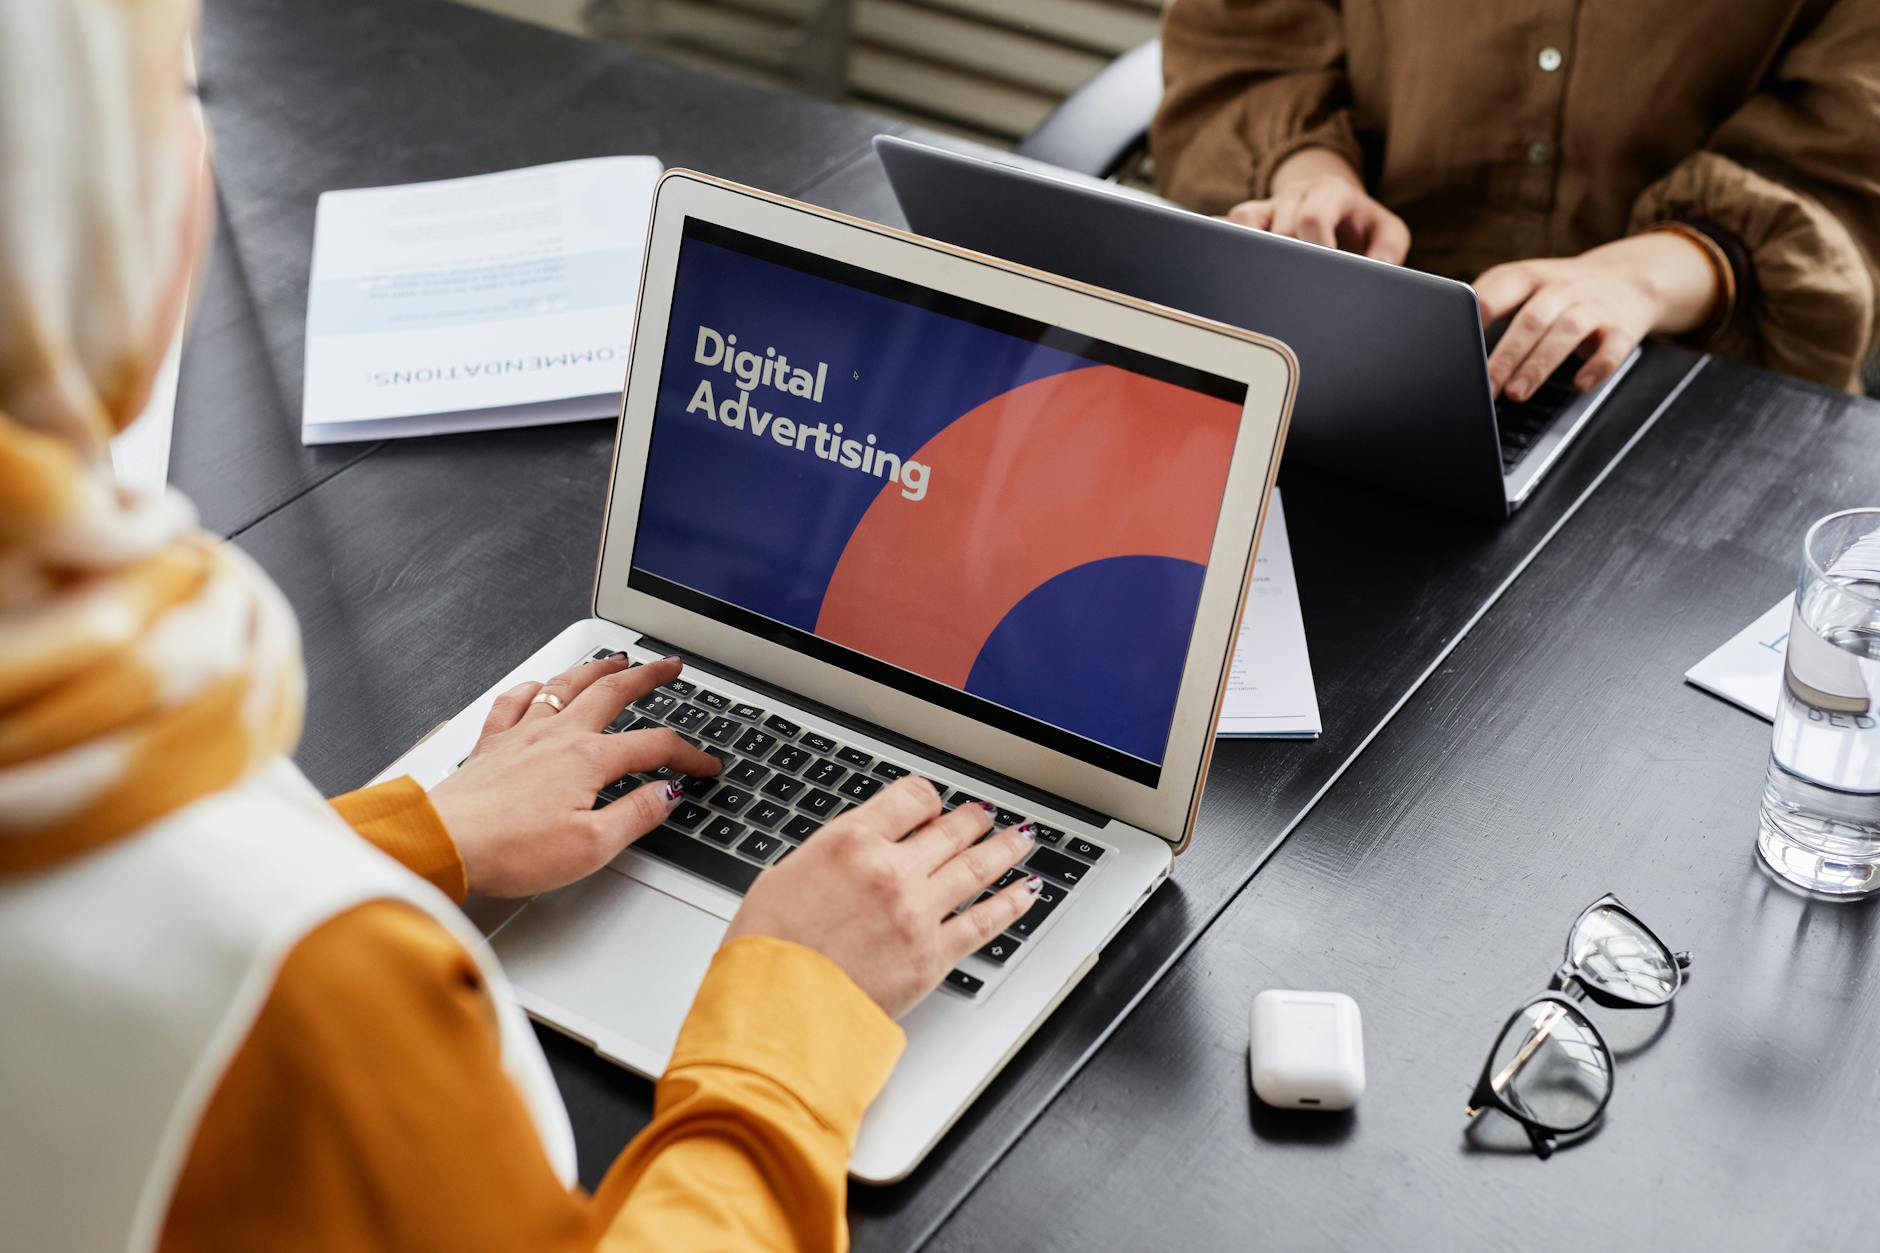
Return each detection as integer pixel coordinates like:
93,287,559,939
1474,231,1719,401
427,652,723,897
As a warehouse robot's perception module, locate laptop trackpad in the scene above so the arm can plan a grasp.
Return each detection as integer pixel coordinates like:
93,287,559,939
490,868,727,1072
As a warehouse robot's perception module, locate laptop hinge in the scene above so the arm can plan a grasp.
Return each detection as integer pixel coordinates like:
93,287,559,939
633,633,1111,828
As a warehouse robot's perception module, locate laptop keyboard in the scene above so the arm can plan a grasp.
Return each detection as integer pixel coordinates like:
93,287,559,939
1492,358,1582,471
583,649,1109,998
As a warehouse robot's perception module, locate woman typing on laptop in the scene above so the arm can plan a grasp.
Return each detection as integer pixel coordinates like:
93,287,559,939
0,4,1039,1250
1152,0,1880,400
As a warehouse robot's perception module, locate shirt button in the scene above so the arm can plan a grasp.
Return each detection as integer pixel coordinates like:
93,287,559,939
1538,46,1563,72
1527,140,1553,164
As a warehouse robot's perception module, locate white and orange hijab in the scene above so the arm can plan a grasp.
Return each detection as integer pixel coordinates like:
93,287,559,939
0,0,306,870
0,6,576,1249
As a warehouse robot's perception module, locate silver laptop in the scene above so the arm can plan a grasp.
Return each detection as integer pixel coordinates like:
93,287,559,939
876,135,1637,519
377,170,1295,1182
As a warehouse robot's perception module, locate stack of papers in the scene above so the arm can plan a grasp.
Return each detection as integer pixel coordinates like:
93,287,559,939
1217,490,1321,739
301,156,662,444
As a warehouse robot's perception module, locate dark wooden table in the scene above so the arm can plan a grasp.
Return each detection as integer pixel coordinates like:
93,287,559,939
927,354,1880,1253
182,3,1880,1249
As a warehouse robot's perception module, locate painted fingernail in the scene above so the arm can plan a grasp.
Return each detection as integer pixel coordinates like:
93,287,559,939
607,650,629,660
978,801,998,813
1025,875,1044,896
1017,822,1037,842
662,653,682,663
663,780,684,805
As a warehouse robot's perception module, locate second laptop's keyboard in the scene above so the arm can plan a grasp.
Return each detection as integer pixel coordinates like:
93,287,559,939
585,648,1109,997
1494,364,1582,471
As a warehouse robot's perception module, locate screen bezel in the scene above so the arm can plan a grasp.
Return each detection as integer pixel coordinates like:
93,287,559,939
594,170,1295,847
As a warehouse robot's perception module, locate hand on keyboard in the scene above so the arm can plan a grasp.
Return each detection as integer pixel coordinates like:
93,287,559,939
429,652,723,897
723,777,1043,1017
1475,231,1720,401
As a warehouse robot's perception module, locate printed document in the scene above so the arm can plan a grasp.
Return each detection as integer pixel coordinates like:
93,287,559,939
1217,490,1321,739
301,156,661,444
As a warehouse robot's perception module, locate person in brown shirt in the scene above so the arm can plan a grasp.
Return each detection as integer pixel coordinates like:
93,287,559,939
1151,0,1880,401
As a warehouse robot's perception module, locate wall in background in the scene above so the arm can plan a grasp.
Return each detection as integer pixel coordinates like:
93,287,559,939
454,0,1163,148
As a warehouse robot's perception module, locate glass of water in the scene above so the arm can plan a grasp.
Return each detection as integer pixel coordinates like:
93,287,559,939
1758,508,1880,896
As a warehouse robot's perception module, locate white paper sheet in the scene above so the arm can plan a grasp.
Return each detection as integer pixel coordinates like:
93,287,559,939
1685,595,1792,722
1217,489,1321,739
301,155,662,443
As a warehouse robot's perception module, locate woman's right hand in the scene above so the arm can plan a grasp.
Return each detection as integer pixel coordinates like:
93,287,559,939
1223,146,1411,265
724,778,1043,1017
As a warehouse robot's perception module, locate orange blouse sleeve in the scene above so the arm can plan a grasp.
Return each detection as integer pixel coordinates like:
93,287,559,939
160,898,904,1252
329,775,467,901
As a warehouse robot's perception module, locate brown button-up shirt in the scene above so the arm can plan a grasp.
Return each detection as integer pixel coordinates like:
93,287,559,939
1152,0,1880,390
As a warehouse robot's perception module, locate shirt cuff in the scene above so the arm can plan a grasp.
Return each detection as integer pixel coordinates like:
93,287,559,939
1251,112,1365,202
668,936,907,1142
328,776,467,902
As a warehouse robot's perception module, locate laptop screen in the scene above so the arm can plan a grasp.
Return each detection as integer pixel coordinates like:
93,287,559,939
628,219,1247,786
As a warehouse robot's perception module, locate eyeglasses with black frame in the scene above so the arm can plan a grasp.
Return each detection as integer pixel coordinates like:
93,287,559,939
1465,893,1691,1159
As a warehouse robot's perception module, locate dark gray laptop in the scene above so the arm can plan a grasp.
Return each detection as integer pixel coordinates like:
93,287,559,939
876,135,1637,518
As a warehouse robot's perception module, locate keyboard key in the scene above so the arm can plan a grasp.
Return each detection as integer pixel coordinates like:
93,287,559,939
590,648,615,662
704,746,735,769
667,703,710,732
726,759,770,788
994,808,1026,828
798,788,841,818
700,816,745,847
668,801,710,830
837,774,884,803
1006,882,1065,938
737,832,784,862
976,935,1022,965
709,786,754,814
631,825,758,894
696,690,730,711
1026,846,1087,887
781,814,820,841
993,867,1027,892
680,775,716,799
803,758,845,787
626,717,660,734
1030,823,1065,846
1064,836,1105,862
701,716,740,744
730,702,765,721
632,691,679,718
948,791,983,809
762,775,807,803
769,744,812,773
745,800,790,829
801,731,837,754
872,761,911,780
734,728,779,758
763,714,802,738
836,746,873,769
943,969,985,996
663,677,696,698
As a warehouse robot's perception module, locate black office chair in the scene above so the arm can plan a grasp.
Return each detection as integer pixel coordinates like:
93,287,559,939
1015,37,1161,182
